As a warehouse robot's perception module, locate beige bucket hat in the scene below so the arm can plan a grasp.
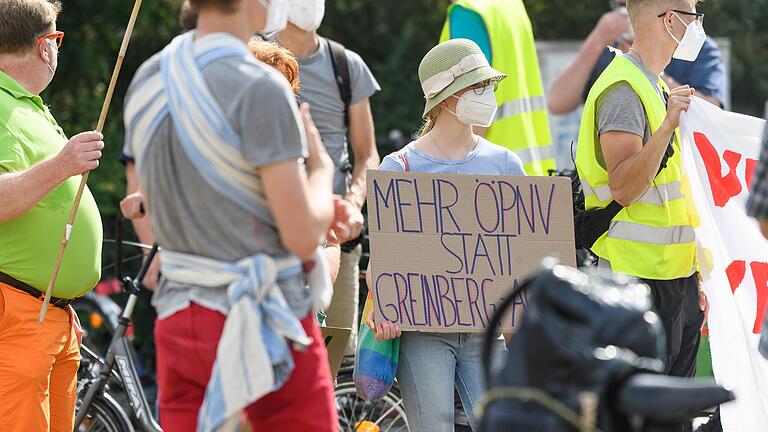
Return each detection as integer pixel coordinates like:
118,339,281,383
418,38,507,117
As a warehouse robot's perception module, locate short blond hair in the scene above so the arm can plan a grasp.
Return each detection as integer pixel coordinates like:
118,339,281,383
627,0,698,23
248,39,301,95
0,0,61,54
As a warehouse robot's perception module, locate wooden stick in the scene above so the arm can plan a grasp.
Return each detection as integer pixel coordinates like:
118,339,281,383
39,0,144,323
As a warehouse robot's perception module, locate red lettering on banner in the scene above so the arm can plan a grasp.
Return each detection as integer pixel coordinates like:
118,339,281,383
725,261,768,334
726,260,747,294
746,158,758,193
750,262,768,334
694,132,743,207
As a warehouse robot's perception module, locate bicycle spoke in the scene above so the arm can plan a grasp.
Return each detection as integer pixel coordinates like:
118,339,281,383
338,396,355,432
100,252,149,273
374,399,402,426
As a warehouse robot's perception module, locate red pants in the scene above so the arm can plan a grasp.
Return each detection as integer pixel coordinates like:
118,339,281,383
155,303,338,431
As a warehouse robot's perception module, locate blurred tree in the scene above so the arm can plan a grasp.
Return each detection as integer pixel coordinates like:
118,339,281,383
44,0,183,221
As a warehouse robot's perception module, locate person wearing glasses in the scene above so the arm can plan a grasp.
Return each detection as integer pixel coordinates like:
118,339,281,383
0,0,104,431
366,39,525,431
549,0,725,116
574,3,708,431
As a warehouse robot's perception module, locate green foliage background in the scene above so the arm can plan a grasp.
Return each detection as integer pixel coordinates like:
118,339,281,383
44,0,768,233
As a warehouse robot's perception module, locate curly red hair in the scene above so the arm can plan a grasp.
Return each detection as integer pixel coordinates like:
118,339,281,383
248,39,301,95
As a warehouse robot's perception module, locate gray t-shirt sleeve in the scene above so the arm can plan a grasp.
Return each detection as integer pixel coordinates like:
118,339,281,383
346,49,381,105
122,55,161,160
235,71,308,167
596,82,647,139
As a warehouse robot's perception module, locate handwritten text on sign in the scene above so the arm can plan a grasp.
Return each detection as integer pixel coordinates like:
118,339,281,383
367,171,576,332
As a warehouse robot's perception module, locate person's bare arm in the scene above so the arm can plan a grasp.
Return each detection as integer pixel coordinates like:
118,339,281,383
696,93,721,107
662,75,722,108
760,220,768,239
548,11,629,115
122,162,154,245
345,98,380,212
325,233,342,282
121,161,160,290
602,86,694,206
0,131,103,222
262,105,335,260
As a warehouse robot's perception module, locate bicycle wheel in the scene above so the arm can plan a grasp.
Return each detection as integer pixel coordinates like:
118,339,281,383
335,380,409,432
76,393,135,432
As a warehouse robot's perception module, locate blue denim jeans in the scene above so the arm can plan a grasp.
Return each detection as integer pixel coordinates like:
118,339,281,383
396,331,486,432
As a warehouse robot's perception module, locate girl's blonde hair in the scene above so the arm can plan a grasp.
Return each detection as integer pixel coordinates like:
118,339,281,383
416,106,441,138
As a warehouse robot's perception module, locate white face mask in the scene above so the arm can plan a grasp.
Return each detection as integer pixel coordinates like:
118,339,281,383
447,86,497,127
288,0,325,32
258,0,290,33
666,12,706,62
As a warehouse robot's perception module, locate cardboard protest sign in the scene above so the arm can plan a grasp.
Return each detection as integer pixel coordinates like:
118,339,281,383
367,171,576,332
321,326,351,381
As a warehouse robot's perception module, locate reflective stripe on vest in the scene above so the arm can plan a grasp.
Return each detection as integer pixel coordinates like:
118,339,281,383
581,179,684,206
513,144,555,166
608,221,695,245
495,95,547,122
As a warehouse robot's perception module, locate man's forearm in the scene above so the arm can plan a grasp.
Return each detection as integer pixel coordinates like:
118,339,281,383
131,216,155,247
345,153,379,209
548,31,611,115
607,122,675,205
308,165,335,228
0,157,66,222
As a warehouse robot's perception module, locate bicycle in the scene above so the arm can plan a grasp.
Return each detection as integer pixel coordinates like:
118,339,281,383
74,244,162,432
334,356,409,432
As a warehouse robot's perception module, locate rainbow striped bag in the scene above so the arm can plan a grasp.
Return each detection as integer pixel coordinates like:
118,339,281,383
353,293,400,401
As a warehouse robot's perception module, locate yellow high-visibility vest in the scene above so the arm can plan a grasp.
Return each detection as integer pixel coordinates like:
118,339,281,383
575,54,696,280
440,0,555,176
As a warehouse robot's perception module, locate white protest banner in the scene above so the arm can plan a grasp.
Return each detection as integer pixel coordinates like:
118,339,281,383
366,171,576,332
680,98,768,431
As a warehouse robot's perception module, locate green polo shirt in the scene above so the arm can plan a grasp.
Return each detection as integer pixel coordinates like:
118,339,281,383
0,70,102,299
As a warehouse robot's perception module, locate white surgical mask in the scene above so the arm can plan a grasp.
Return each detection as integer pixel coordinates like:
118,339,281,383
447,86,497,127
288,0,325,32
258,0,290,34
666,12,706,62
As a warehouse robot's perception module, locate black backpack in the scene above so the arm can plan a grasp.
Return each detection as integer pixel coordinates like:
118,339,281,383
565,140,674,253
325,38,352,128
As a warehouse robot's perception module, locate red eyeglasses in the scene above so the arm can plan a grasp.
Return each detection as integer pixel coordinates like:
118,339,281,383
35,31,64,49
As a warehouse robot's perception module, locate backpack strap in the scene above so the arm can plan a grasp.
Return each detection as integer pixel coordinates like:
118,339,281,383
326,38,352,128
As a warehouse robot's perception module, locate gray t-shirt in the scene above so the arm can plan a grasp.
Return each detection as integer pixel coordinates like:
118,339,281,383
294,36,380,195
595,54,666,167
123,42,310,319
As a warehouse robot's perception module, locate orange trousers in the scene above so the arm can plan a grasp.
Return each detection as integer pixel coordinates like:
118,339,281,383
0,283,81,432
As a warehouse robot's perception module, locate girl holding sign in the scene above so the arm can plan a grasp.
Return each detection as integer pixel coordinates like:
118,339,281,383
365,39,526,431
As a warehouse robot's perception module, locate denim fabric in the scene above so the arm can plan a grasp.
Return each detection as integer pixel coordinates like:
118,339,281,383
396,331,487,432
